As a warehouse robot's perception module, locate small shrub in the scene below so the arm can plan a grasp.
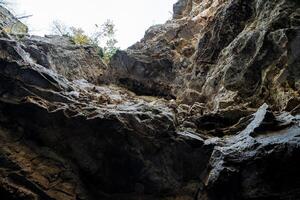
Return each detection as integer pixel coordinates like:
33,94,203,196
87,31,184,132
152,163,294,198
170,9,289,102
51,19,119,63
102,38,118,64
70,27,91,45
3,22,28,35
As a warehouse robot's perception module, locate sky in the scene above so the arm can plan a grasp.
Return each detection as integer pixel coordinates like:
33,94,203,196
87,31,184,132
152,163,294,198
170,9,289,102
5,0,177,49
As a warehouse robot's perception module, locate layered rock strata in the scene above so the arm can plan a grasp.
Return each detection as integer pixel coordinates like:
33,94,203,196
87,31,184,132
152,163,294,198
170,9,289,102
1,1,300,199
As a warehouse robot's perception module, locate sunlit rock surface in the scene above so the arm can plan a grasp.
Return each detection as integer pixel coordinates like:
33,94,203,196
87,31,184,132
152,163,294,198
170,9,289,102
1,1,300,199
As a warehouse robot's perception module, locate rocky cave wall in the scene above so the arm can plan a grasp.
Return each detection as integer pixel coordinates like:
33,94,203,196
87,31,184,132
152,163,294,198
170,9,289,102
108,0,300,112
1,1,300,200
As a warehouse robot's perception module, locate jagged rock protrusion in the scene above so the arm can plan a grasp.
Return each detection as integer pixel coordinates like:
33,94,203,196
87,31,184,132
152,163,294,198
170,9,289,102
108,0,300,113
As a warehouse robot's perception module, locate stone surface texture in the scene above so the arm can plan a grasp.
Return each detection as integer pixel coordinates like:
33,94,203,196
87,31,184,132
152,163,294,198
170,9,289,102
1,1,300,200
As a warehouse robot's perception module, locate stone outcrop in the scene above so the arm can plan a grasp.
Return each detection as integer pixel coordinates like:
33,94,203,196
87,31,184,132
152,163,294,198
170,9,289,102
1,7,106,84
1,1,300,200
108,0,300,112
22,35,107,83
201,104,300,200
0,29,215,199
20,35,107,84
0,5,28,34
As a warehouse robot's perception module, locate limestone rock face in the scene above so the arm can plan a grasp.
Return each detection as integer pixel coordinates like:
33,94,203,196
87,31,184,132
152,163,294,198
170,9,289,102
1,8,106,84
0,28,217,199
200,104,300,200
109,0,300,112
20,35,107,84
0,5,28,34
1,2,300,200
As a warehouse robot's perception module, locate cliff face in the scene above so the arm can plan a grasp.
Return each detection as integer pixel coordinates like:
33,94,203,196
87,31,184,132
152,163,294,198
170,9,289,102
20,35,107,84
110,0,300,112
0,6,28,34
1,1,300,200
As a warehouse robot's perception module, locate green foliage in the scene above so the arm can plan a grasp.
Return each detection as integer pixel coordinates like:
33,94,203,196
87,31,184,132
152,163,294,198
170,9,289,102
92,20,119,63
51,19,119,63
102,38,118,63
4,22,28,35
69,27,91,45
91,20,115,43
51,21,92,46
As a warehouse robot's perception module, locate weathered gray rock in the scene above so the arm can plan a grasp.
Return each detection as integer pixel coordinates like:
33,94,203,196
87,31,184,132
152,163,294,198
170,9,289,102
0,5,28,34
20,35,107,84
109,0,300,113
199,0,300,111
108,50,175,98
0,27,214,199
173,0,193,19
1,1,300,200
200,104,300,200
